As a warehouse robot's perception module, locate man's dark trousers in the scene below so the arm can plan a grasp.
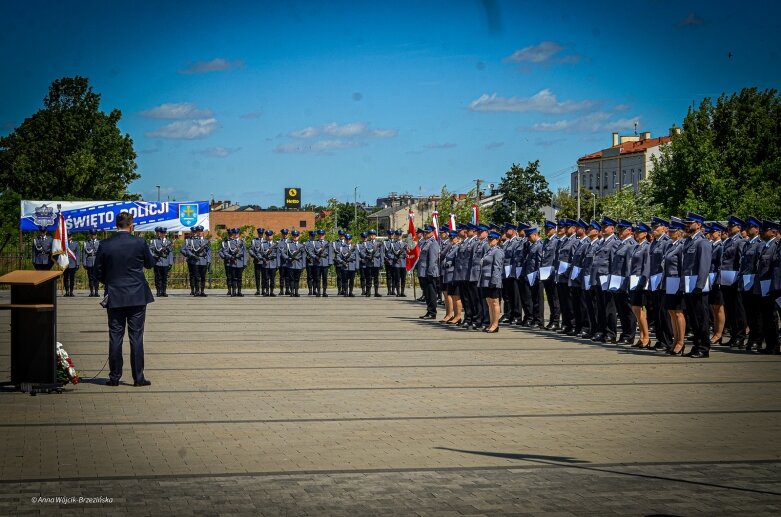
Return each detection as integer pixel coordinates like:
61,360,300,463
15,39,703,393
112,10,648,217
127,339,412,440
108,305,147,384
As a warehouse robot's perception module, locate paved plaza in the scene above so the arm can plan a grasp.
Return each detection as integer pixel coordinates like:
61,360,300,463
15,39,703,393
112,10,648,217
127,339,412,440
1,290,780,515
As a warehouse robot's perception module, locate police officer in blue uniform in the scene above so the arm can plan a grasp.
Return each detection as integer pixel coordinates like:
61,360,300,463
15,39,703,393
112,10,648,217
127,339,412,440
739,216,763,351
721,216,747,348
589,217,619,343
648,218,672,350
308,229,332,297
284,230,306,296
480,230,505,332
567,220,590,336
610,219,637,344
361,229,384,297
336,233,358,296
555,219,578,333
417,225,440,319
32,226,54,270
333,230,346,295
63,234,81,296
540,220,560,330
383,230,395,295
680,212,712,358
305,230,317,295
83,228,101,296
219,228,246,297
260,229,279,296
149,227,173,297
278,228,291,295
390,229,408,297
578,221,602,338
182,225,210,297
248,228,265,295
755,220,779,354
522,227,544,328
500,224,521,324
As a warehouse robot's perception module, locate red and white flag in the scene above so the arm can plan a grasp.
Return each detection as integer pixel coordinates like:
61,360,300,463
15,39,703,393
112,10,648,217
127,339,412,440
405,209,420,272
431,211,439,239
449,213,456,231
471,204,479,225
51,212,75,269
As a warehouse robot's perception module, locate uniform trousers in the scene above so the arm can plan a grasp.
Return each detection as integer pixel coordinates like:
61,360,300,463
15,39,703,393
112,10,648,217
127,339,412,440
107,305,147,383
85,266,99,293
385,263,393,294
261,267,276,294
722,285,746,342
279,266,289,293
760,293,780,352
335,267,345,294
594,286,617,339
523,277,543,326
420,276,438,316
253,264,262,292
231,266,244,292
583,287,598,335
742,291,763,344
187,263,196,293
615,291,636,339
467,281,484,325
459,280,474,322
153,265,169,294
63,267,77,294
685,291,711,352
651,290,673,347
570,286,584,332
502,278,521,320
194,264,207,294
359,266,368,294
556,282,573,329
343,270,356,295
313,265,329,294
366,266,380,293
542,278,560,324
287,268,302,294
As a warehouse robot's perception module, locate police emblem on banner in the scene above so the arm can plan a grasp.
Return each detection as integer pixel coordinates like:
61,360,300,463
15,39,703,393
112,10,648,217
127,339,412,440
179,203,199,226
33,204,56,228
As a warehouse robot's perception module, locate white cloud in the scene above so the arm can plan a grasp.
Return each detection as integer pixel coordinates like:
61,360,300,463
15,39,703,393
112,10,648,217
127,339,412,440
146,118,219,139
197,146,241,157
179,58,244,74
504,41,564,63
279,122,397,154
275,139,362,154
240,111,263,120
524,112,641,133
372,128,398,138
503,41,581,65
425,143,457,149
140,102,213,119
468,89,596,114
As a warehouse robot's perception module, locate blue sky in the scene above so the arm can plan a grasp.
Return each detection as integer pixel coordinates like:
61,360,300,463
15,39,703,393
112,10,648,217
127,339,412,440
2,0,779,207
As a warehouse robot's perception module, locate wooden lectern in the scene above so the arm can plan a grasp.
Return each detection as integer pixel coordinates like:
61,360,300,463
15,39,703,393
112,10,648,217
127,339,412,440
0,270,62,393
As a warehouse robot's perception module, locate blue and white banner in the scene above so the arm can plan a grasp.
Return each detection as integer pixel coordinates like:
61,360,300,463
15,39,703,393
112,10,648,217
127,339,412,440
20,200,210,233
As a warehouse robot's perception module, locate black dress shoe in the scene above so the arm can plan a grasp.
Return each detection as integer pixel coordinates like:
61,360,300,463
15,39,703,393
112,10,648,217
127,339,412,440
133,379,152,387
419,314,435,319
105,380,119,386
520,321,531,328
687,350,709,359
580,332,594,340
592,333,604,342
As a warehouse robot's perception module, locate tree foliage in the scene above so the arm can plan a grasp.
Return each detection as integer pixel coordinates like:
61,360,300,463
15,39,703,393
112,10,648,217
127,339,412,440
552,187,605,221
600,179,661,221
492,161,552,224
437,185,493,225
0,76,139,249
650,88,781,219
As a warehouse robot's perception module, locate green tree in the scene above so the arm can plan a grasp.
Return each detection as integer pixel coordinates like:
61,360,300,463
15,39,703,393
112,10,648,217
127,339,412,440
492,161,552,224
650,88,781,219
0,76,139,250
600,179,661,221
436,185,493,225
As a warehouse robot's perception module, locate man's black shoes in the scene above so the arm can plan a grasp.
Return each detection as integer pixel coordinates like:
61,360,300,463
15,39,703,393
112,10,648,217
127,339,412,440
105,380,119,386
134,380,152,387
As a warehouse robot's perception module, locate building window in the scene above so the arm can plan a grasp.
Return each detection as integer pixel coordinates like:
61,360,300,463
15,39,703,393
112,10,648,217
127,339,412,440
215,224,226,231
299,220,307,228
589,174,593,188
612,172,616,188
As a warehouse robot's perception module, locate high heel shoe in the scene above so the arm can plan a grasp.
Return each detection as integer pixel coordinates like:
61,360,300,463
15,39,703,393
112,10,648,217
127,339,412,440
632,340,645,348
440,317,454,323
667,344,685,356
635,340,652,349
483,327,499,333
710,336,723,345
448,319,462,325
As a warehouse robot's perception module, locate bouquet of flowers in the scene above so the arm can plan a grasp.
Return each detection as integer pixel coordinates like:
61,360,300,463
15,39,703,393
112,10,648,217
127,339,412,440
56,342,80,384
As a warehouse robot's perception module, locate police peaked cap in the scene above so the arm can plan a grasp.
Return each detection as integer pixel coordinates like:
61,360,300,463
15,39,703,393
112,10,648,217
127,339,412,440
761,220,779,231
317,229,326,235
368,229,377,235
280,228,289,234
291,230,300,236
746,216,761,228
257,228,264,234
727,216,745,228
616,219,633,229
265,230,274,236
589,220,602,231
337,229,345,235
544,220,557,229
651,217,669,227
487,231,501,240
526,227,539,235
360,232,368,238
476,224,490,232
394,229,403,235
634,222,651,233
683,212,705,224
601,217,617,227
709,222,727,232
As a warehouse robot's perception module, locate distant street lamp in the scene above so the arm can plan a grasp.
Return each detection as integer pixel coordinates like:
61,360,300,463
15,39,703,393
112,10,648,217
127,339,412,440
578,169,590,221
155,185,161,202
591,192,596,220
354,186,358,232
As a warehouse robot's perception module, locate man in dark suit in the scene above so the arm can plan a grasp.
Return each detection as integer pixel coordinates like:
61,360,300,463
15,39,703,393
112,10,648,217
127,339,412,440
95,212,155,386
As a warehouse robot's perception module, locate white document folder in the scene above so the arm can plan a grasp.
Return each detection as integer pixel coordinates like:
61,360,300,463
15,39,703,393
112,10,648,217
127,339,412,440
539,266,552,281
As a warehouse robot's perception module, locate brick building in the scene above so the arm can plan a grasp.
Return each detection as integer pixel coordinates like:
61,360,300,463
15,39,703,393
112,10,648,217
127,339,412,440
208,203,316,234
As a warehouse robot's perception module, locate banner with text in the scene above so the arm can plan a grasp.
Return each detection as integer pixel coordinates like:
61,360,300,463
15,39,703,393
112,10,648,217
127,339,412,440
20,200,210,233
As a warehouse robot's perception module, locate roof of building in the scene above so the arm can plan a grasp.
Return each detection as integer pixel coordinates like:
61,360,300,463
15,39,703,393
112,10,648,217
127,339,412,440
578,136,672,162
368,205,409,218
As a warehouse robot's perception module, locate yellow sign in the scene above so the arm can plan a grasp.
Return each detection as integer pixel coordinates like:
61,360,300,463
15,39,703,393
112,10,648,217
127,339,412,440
285,187,301,208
